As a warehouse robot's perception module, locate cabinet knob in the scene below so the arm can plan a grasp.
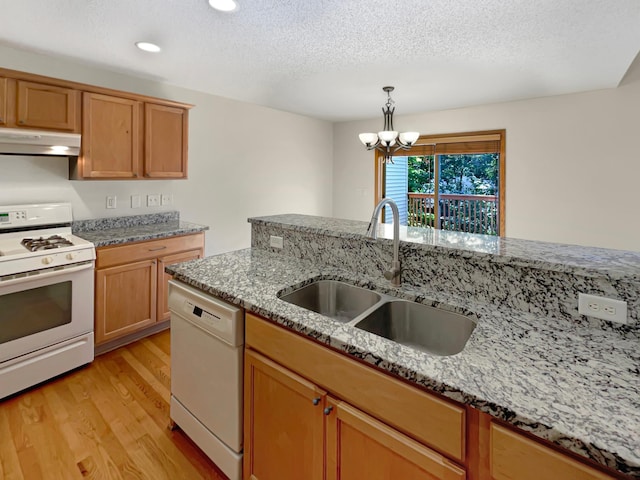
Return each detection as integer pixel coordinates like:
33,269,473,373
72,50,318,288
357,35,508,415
323,406,333,416
18,120,25,124
312,397,321,406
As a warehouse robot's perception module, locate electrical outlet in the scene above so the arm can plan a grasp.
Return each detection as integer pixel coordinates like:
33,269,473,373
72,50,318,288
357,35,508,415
147,194,160,207
161,194,172,206
578,293,628,324
269,235,284,249
106,196,117,209
131,194,141,209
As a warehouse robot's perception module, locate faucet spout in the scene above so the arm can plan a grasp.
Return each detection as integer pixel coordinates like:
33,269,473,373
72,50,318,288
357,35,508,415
367,198,401,286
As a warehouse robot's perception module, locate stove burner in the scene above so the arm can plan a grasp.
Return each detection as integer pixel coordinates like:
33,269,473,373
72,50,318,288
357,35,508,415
21,235,74,252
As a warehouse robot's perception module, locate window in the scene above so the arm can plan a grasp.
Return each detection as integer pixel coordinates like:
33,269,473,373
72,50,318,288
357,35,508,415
375,130,506,236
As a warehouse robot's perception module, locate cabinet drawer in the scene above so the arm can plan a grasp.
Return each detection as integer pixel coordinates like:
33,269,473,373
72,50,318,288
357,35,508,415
96,233,204,269
246,313,466,462
327,398,466,480
489,423,615,480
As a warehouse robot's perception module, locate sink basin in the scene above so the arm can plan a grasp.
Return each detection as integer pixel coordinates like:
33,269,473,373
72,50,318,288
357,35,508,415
279,280,381,323
353,300,477,356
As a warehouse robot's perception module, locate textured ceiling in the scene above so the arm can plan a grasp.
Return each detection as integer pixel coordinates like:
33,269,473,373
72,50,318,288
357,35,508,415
1,0,639,121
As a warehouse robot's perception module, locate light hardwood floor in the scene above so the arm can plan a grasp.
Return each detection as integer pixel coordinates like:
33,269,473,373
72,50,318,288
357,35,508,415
0,330,228,480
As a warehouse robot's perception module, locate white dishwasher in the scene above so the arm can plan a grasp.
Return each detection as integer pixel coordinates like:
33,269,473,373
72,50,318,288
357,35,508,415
168,279,244,480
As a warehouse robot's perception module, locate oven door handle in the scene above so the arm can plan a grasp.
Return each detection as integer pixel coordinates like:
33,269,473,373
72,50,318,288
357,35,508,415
0,261,94,287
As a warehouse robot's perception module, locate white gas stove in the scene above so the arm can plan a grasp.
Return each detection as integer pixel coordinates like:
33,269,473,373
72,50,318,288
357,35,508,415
0,203,96,399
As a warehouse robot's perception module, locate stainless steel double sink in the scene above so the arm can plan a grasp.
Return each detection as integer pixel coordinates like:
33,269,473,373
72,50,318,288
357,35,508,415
278,279,477,356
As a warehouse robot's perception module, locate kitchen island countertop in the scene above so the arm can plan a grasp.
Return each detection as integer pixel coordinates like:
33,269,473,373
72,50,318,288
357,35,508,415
167,248,639,477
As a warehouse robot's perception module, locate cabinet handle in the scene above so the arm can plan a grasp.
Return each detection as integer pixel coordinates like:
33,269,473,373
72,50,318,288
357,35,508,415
323,406,333,415
18,120,25,125
312,397,321,406
148,246,167,252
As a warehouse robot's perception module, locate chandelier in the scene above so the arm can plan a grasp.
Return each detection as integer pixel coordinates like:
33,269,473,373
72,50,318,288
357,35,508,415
358,86,419,164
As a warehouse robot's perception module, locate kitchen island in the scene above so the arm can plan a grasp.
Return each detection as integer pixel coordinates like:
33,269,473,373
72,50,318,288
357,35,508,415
167,215,640,478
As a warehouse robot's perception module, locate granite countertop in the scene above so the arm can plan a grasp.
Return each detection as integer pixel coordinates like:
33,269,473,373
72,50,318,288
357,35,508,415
73,211,208,247
250,214,640,280
167,248,640,477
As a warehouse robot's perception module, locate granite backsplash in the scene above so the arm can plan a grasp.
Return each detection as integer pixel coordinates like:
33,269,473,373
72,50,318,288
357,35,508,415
249,214,640,331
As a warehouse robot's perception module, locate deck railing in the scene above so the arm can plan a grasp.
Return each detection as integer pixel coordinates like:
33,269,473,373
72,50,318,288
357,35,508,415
407,193,498,235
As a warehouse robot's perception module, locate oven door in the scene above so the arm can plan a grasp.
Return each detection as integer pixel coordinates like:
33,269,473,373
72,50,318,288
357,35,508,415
0,261,94,363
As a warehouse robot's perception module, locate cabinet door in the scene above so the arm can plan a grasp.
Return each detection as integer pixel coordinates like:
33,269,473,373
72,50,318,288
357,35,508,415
487,423,615,480
16,80,80,131
144,103,188,178
95,259,157,344
326,397,466,480
81,92,142,178
0,78,7,126
157,248,202,322
244,349,325,480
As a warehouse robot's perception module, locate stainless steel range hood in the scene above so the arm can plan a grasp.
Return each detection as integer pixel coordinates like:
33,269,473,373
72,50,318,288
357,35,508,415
0,128,81,156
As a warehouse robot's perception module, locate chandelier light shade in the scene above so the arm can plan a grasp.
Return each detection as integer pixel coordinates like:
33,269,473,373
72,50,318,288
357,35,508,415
359,86,419,164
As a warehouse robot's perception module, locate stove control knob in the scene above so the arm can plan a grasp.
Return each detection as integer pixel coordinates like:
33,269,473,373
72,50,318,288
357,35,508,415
66,253,76,261
42,256,54,265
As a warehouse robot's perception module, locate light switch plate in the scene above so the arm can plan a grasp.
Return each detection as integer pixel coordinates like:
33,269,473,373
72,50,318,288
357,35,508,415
106,196,117,209
131,195,141,209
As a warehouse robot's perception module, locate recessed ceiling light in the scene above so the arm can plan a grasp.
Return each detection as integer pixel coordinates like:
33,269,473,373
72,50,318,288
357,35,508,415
135,42,161,53
208,0,238,12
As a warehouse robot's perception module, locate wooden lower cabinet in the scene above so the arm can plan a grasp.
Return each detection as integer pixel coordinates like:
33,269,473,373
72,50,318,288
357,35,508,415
157,248,203,322
326,398,465,480
95,258,157,343
482,422,616,480
244,343,466,480
94,233,204,346
245,314,628,480
244,349,326,480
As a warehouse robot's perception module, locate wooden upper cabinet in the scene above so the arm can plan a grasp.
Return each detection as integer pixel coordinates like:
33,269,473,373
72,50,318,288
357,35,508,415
15,80,80,132
0,68,192,179
144,103,188,178
0,78,7,126
78,92,143,179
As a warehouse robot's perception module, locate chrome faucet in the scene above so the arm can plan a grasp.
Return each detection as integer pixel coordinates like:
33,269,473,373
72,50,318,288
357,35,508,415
366,198,401,286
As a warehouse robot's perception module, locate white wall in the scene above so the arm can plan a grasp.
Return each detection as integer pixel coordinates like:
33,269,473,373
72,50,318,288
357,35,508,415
3,44,638,253
0,45,334,255
333,56,640,252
